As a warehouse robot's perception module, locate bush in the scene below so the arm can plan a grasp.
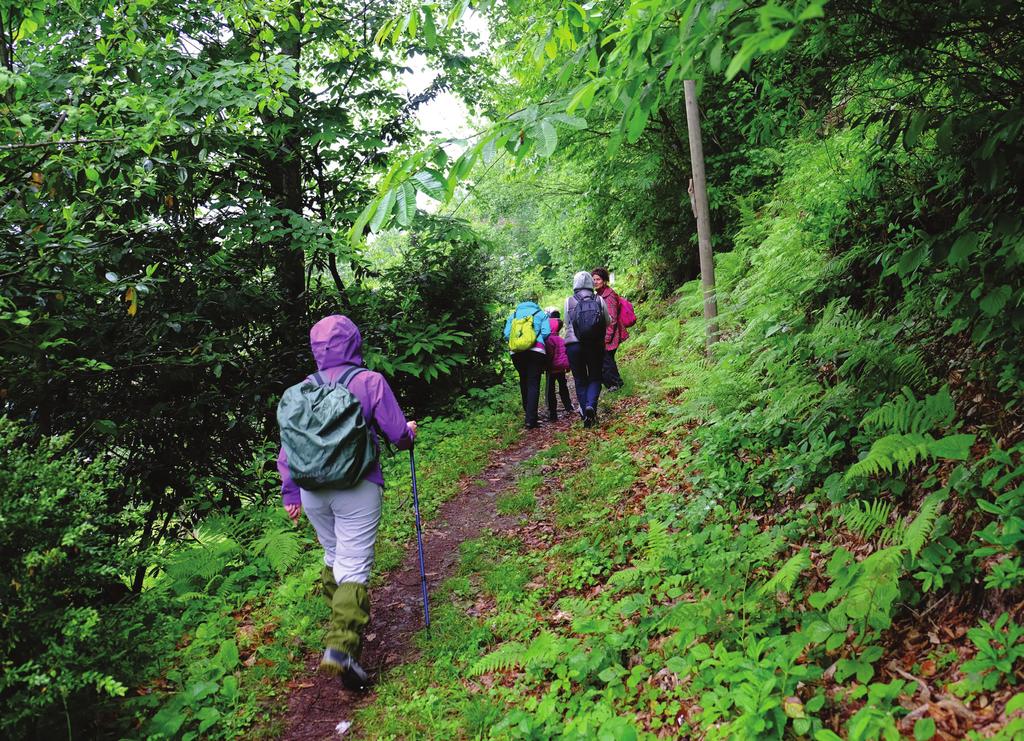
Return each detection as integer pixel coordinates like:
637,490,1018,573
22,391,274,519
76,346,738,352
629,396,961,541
325,216,504,416
0,417,150,738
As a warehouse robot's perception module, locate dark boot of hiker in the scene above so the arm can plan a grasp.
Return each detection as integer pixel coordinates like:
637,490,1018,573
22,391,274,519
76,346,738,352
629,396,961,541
583,406,597,428
320,581,371,690
320,648,370,692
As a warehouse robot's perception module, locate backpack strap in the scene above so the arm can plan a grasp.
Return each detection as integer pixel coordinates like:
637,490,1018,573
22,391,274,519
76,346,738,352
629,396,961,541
338,365,367,388
312,371,326,386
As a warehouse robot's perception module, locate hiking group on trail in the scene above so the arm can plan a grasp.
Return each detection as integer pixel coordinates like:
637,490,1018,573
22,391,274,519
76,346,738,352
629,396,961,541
504,269,635,430
273,270,633,695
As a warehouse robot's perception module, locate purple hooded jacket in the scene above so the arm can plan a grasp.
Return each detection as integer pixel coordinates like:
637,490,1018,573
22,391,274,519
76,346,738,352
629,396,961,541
277,315,414,506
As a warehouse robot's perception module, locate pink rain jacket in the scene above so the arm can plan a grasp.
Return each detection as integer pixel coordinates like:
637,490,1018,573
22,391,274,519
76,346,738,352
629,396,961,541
545,318,570,373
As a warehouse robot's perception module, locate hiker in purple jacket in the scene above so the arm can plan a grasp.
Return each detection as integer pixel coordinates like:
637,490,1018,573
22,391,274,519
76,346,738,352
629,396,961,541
277,314,416,691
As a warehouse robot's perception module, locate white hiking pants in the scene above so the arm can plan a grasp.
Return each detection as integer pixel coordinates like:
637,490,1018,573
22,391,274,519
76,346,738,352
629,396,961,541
301,479,382,585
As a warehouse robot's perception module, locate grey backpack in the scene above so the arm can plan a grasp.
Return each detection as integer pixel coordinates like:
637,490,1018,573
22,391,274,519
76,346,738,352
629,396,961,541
277,367,376,491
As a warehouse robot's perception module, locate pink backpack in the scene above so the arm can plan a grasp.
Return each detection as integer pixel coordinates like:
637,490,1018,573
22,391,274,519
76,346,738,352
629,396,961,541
618,296,637,328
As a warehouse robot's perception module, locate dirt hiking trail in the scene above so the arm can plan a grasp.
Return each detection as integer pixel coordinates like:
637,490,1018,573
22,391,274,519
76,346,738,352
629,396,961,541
281,416,572,740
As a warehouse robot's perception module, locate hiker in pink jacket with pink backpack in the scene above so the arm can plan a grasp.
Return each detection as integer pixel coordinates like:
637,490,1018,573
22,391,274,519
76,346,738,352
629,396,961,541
592,268,636,392
544,312,573,421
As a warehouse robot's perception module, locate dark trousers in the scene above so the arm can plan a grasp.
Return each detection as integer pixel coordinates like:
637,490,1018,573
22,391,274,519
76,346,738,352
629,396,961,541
546,371,573,419
603,348,624,388
512,351,546,426
566,341,604,412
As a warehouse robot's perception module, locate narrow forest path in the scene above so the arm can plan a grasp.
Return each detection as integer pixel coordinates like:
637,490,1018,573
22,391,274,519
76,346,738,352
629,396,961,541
280,415,574,741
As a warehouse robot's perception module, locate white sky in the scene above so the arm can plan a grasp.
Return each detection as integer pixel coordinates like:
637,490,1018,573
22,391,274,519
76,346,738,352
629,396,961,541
405,10,489,142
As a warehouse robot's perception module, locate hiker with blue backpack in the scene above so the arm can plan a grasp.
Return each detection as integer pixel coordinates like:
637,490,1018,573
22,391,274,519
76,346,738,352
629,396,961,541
564,271,611,428
503,298,550,429
276,315,417,692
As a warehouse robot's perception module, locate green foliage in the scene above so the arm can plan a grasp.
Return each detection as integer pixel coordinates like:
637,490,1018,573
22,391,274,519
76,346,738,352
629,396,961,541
954,614,1024,698
497,474,541,515
0,418,144,738
847,387,975,480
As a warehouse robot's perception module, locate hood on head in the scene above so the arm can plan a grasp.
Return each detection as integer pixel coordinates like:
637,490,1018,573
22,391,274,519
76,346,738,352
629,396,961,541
310,315,363,370
549,317,562,334
573,271,594,291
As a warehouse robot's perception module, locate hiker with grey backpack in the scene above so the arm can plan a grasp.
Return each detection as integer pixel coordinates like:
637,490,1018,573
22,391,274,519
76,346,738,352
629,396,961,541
276,315,417,692
564,271,611,428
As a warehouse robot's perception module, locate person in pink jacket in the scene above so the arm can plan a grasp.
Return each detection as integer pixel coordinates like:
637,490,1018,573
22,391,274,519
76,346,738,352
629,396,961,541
592,268,628,391
544,311,573,421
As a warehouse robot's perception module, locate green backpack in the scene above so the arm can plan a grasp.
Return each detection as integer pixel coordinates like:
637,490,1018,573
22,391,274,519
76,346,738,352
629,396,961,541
509,310,540,352
276,367,376,491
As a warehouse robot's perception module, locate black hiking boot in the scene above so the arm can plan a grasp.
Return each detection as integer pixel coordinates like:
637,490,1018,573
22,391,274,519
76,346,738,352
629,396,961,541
320,648,370,692
583,407,597,428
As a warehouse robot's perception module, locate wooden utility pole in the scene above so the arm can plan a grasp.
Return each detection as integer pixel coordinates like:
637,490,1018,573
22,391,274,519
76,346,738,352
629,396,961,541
683,79,719,350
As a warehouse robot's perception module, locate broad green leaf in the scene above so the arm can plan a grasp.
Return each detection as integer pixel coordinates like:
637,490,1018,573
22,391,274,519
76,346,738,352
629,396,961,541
904,110,929,149
764,29,795,53
550,112,587,129
412,169,446,201
351,199,378,245
929,434,976,461
948,232,979,265
423,5,438,46
537,120,558,156
567,80,599,113
369,188,396,232
896,245,928,277
979,285,1011,316
913,717,936,741
395,181,416,227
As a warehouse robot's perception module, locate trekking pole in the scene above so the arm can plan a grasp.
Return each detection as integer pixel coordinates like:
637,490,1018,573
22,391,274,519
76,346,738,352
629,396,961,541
409,448,431,630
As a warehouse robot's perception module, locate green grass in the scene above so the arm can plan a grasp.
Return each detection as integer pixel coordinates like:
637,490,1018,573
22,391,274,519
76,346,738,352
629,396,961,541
496,473,542,515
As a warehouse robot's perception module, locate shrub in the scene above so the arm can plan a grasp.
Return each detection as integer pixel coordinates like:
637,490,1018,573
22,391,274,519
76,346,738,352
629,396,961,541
0,417,150,738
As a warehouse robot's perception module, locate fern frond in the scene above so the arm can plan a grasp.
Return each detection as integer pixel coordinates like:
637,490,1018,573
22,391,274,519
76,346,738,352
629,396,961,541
641,520,672,570
861,386,955,435
164,539,241,594
759,548,811,596
845,432,974,480
469,642,526,676
252,527,302,575
608,567,641,589
890,351,929,388
843,499,894,540
844,546,904,627
901,492,946,557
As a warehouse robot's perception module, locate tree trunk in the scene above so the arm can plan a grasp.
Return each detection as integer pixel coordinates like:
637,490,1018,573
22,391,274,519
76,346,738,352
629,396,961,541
266,3,307,340
683,79,720,351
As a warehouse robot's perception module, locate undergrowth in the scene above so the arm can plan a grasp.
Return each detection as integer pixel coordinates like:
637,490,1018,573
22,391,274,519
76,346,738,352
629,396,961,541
344,130,1024,740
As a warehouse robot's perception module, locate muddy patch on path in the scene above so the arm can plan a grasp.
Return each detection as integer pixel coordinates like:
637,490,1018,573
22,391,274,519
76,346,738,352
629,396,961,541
280,418,570,741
